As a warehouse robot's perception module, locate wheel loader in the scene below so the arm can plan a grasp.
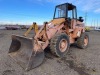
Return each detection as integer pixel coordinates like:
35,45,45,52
8,3,89,71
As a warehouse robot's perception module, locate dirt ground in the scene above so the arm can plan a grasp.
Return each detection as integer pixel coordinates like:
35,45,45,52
0,30,100,75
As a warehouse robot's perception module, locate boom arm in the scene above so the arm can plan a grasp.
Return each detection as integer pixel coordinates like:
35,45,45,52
24,23,39,37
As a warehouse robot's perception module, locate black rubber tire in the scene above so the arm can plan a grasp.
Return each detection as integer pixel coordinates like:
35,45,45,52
77,32,89,49
50,33,70,57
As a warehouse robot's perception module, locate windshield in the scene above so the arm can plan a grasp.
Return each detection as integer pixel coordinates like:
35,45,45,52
54,4,66,18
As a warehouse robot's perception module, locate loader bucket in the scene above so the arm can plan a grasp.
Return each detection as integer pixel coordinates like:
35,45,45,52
8,35,44,71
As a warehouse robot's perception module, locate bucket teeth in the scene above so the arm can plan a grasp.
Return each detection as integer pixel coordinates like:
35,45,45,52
8,35,44,71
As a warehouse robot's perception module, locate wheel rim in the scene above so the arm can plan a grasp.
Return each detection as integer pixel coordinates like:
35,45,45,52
84,36,88,46
59,39,67,52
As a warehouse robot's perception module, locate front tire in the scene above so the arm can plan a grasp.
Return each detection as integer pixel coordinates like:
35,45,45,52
50,33,70,57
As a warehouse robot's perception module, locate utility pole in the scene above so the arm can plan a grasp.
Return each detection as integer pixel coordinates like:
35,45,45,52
97,19,98,28
91,19,93,27
94,19,96,28
85,12,87,26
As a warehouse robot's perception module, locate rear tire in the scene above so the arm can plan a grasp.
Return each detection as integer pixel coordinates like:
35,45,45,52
77,32,89,49
50,33,70,57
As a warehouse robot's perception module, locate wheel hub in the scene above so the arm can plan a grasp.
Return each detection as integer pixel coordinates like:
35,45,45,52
59,39,67,52
84,36,88,46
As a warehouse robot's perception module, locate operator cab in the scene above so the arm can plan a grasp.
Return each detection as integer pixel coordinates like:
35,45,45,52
53,3,77,19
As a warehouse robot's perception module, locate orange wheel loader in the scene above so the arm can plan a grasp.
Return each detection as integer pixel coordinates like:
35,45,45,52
8,3,89,71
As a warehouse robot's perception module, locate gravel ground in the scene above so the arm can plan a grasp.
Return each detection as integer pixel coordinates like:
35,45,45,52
0,30,100,75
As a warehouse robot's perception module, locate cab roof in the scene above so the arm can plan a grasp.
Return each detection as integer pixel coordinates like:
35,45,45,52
56,3,76,10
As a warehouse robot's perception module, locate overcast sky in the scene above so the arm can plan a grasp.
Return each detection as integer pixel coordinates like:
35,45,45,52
0,0,100,26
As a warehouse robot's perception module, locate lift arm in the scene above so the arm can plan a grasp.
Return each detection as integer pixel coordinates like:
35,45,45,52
24,22,39,37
